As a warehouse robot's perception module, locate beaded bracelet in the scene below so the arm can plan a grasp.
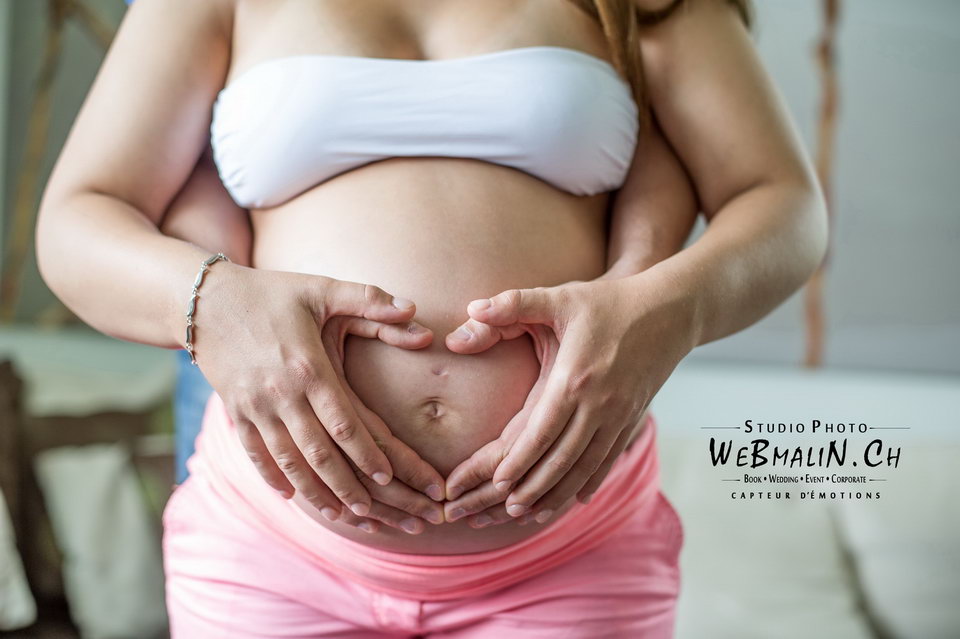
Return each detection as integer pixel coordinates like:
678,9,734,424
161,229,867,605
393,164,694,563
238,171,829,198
185,252,231,366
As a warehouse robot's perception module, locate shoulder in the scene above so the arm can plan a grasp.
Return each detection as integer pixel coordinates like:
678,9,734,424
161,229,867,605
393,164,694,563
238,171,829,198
632,0,752,74
631,0,750,33
123,0,235,36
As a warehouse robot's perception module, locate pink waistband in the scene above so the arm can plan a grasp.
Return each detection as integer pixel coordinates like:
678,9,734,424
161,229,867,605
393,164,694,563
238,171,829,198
188,391,661,601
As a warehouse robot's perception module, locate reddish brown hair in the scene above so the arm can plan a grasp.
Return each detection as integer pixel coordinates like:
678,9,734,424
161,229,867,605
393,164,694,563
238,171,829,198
570,0,753,130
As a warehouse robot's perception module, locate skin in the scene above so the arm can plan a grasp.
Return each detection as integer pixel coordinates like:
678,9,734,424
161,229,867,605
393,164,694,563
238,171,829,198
159,119,696,541
36,0,825,552
443,0,828,528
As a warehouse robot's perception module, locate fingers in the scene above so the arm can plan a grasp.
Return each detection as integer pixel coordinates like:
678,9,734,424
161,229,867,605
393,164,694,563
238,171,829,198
334,511,381,534
336,500,431,535
445,355,557,501
576,423,636,503
445,317,529,354
445,480,509,522
304,369,395,486
444,439,508,501
464,287,561,327
490,372,577,496
234,419,295,499
316,318,444,501
322,279,420,323
463,500,569,529
374,434,446,502
501,406,604,518
239,412,343,514
521,426,622,522
278,398,376,516
464,504,514,529
334,316,433,351
357,475,444,525
328,359,447,502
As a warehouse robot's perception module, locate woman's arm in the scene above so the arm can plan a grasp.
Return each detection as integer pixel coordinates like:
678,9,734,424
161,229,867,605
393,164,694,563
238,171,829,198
36,0,234,347
441,107,700,518
36,0,445,525
443,0,827,525
635,0,827,346
159,145,253,267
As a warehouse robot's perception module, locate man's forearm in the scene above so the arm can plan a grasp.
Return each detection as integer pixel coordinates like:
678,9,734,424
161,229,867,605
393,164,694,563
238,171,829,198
596,118,700,282
159,146,253,266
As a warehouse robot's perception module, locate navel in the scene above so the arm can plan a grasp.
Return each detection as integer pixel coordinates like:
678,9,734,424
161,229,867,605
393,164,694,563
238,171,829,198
422,399,445,421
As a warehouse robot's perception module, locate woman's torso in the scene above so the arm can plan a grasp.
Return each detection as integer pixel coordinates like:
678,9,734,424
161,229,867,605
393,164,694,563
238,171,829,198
222,0,649,553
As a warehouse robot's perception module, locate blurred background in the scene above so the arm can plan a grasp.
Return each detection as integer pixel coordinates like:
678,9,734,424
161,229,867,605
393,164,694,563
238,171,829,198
0,0,957,637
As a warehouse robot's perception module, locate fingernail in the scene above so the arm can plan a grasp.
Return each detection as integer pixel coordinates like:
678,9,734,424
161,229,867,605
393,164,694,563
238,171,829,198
582,493,594,504
507,503,527,517
320,507,339,522
469,298,492,312
426,508,444,524
400,518,422,534
358,521,376,533
392,297,414,310
350,502,370,517
373,472,391,486
535,509,553,524
446,485,463,500
518,513,533,526
495,480,512,492
277,488,294,499
475,514,494,527
426,484,444,501
452,326,473,341
448,507,466,522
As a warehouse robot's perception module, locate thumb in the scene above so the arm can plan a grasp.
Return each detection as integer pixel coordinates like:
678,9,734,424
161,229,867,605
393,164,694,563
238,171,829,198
445,440,506,501
465,287,561,327
445,317,528,354
307,276,418,323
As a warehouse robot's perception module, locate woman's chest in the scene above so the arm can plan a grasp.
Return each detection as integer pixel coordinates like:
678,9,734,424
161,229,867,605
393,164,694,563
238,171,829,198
229,0,608,64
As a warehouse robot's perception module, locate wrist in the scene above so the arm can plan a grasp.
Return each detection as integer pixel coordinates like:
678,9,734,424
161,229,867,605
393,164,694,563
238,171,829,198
173,254,247,362
622,255,706,356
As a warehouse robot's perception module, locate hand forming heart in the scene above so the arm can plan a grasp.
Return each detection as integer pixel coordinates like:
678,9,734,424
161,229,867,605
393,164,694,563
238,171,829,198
440,275,695,529
318,274,694,534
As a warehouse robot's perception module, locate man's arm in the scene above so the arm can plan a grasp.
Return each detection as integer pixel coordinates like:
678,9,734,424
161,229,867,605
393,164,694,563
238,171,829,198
599,117,699,280
122,0,252,267
159,144,253,267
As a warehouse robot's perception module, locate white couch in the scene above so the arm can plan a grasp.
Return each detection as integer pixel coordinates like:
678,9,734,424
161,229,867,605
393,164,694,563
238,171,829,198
655,359,960,639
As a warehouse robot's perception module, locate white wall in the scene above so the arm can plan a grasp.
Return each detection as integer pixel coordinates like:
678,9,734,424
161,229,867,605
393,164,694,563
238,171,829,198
686,0,960,374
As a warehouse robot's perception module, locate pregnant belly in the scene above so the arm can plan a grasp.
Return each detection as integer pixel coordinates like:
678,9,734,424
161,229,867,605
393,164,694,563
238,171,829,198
344,332,540,478
251,158,610,552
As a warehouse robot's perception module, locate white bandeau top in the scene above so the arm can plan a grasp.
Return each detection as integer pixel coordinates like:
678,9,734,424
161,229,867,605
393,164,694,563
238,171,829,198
209,46,640,209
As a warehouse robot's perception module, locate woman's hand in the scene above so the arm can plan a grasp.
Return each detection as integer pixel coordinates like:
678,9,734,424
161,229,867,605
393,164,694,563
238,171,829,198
192,262,446,521
313,314,448,534
442,274,697,525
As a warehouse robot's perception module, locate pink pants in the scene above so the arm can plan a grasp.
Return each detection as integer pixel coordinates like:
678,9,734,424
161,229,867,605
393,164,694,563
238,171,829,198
163,393,684,638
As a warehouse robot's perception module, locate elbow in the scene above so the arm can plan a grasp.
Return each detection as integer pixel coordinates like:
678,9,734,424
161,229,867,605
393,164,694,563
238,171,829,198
791,171,830,285
34,196,62,299
35,188,82,310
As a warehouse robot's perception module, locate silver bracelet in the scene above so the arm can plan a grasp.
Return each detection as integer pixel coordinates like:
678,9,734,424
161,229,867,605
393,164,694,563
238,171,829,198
185,252,231,366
